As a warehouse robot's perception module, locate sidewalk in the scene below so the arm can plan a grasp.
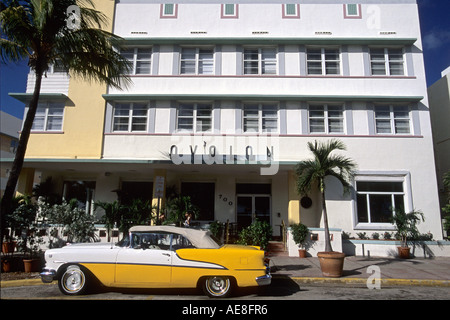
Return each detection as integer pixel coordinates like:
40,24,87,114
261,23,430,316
269,255,450,287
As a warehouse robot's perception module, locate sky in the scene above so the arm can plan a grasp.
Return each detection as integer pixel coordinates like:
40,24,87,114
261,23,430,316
0,0,449,120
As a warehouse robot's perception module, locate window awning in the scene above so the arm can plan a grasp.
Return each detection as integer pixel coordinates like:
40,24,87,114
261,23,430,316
9,93,69,103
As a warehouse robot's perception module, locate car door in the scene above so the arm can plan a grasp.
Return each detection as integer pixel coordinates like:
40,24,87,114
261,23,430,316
115,232,173,287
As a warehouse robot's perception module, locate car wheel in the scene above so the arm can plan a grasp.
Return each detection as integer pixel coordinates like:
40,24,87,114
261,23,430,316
58,265,88,295
203,276,232,298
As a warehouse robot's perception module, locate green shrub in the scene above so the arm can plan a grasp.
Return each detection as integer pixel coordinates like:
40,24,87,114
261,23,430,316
236,220,272,251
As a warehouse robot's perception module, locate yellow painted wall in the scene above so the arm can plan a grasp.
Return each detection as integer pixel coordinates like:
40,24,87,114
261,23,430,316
288,171,300,225
24,0,116,160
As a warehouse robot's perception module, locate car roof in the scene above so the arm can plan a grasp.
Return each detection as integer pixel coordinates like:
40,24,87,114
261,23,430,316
129,225,220,249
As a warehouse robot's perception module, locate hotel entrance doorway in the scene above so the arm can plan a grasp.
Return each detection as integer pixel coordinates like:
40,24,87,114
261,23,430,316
236,183,271,230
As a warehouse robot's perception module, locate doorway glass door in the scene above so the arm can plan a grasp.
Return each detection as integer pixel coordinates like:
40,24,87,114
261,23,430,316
236,195,271,230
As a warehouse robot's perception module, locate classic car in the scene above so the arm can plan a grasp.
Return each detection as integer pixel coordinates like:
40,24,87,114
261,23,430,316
40,225,271,297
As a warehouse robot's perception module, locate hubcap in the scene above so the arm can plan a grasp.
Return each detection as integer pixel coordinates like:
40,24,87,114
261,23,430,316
207,277,229,296
63,269,84,292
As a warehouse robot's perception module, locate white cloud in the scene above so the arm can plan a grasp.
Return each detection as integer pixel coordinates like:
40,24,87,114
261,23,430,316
423,30,450,50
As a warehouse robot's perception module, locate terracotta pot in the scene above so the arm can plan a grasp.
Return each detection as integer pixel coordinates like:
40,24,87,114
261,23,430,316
2,260,11,272
23,259,40,273
317,251,345,278
298,249,307,258
2,241,16,254
397,246,410,259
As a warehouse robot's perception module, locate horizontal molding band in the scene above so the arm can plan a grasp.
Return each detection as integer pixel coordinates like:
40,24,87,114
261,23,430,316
120,37,417,46
103,93,424,102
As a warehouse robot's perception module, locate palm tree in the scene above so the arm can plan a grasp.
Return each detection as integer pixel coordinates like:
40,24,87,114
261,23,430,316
0,0,131,241
295,139,356,252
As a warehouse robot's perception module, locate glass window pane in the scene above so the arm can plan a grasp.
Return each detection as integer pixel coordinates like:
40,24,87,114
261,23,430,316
113,117,129,131
285,4,296,15
356,182,403,193
369,194,394,223
357,194,369,223
394,120,410,134
307,61,322,75
164,4,174,15
224,4,235,15
178,105,194,117
347,4,358,16
310,119,325,133
376,120,392,133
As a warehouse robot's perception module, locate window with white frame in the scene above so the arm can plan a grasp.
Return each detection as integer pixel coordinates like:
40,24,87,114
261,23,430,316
177,103,212,132
370,48,404,76
32,102,64,131
308,104,344,134
113,102,149,132
243,48,277,75
221,4,238,18
120,48,152,75
356,181,405,224
307,48,340,75
374,105,411,134
243,104,278,133
161,4,177,18
282,4,300,18
180,48,214,75
344,4,361,18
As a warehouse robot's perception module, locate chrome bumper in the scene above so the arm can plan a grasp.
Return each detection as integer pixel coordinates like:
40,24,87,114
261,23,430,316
40,269,56,283
256,265,272,286
256,274,272,286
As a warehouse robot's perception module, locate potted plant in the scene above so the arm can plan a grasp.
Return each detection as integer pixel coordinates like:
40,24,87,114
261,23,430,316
391,209,424,259
295,140,356,277
290,223,309,258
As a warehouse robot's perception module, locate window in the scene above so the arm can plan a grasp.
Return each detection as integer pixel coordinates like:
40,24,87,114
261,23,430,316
243,48,277,75
243,104,278,133
120,48,152,75
49,59,68,73
161,4,177,18
282,4,300,18
63,180,96,214
374,105,410,134
181,182,215,221
370,48,404,76
308,104,344,134
113,102,148,132
221,4,238,18
32,102,64,132
180,48,214,75
177,103,212,132
307,48,340,75
356,181,405,224
344,4,362,19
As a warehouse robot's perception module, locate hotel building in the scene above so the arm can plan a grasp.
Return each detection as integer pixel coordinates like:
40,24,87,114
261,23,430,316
9,0,444,248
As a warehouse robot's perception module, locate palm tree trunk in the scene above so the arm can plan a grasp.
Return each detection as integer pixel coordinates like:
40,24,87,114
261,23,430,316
0,70,43,246
321,180,333,252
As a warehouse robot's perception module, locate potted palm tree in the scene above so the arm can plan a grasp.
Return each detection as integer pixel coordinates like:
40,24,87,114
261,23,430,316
290,223,309,258
295,140,356,277
391,209,424,259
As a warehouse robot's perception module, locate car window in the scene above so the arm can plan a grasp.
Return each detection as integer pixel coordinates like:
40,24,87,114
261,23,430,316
131,232,171,250
171,234,195,251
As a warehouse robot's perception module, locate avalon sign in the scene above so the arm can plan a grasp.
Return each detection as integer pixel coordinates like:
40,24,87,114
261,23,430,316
169,144,279,175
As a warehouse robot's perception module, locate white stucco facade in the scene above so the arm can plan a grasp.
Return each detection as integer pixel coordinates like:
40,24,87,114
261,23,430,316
15,0,444,248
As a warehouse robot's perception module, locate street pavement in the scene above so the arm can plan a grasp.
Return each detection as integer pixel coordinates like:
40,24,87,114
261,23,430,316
269,255,450,287
1,255,450,289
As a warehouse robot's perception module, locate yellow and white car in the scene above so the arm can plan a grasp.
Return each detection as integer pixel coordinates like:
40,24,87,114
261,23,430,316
40,225,271,297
